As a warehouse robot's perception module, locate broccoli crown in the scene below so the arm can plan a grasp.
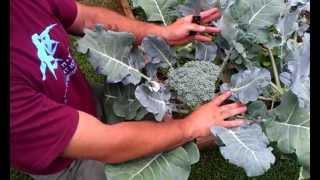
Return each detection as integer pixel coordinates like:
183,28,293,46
168,61,220,108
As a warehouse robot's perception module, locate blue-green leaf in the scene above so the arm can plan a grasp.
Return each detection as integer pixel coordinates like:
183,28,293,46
211,123,275,177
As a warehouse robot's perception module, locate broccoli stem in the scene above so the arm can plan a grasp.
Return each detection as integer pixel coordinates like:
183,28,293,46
267,48,283,94
258,96,273,101
215,49,231,88
270,82,283,95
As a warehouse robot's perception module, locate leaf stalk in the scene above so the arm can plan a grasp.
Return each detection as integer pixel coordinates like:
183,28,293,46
267,48,283,94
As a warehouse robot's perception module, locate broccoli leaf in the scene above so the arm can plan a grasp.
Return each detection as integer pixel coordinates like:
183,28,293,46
131,0,178,25
77,25,149,84
177,0,217,16
230,0,286,31
287,0,309,7
103,83,147,123
276,8,299,40
280,33,310,109
135,83,171,121
194,42,218,61
211,123,275,177
168,61,220,108
265,91,310,179
113,98,141,119
247,100,268,119
215,2,239,44
142,36,176,66
221,67,271,104
122,48,147,85
183,142,200,164
141,36,176,78
216,0,285,46
105,142,199,180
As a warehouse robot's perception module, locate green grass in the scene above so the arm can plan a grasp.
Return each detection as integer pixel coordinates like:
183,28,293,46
69,35,105,84
10,1,301,179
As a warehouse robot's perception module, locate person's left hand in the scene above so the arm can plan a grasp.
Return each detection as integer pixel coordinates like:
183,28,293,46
162,8,221,45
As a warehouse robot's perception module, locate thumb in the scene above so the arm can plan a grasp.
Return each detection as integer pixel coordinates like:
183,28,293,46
219,119,245,128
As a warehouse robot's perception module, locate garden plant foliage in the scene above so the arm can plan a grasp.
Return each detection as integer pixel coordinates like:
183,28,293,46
76,0,310,179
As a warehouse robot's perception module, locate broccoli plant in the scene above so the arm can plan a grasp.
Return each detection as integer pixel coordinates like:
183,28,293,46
76,0,310,179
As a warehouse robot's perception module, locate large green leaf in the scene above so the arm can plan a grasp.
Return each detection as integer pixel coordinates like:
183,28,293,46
131,0,178,25
103,83,148,123
177,0,217,17
182,142,200,164
280,34,310,110
216,1,239,43
211,124,275,177
230,0,286,31
77,25,149,84
265,91,310,178
194,42,218,61
246,100,269,121
220,67,271,104
122,48,147,85
141,36,176,78
104,142,199,180
135,83,171,121
276,7,299,40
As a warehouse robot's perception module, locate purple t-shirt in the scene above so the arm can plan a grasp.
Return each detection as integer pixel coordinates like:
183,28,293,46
10,0,97,175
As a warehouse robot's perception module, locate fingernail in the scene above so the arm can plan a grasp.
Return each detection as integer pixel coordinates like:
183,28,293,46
199,26,205,31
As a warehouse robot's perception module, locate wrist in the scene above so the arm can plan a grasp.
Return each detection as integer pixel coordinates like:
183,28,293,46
145,23,168,40
179,116,198,141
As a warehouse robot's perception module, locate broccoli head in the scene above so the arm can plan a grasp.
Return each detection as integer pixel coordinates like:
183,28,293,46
168,61,220,108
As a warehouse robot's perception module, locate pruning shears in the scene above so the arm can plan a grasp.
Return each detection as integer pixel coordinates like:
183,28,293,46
189,1,201,36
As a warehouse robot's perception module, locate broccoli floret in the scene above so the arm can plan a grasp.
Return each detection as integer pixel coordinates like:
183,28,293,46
168,61,220,108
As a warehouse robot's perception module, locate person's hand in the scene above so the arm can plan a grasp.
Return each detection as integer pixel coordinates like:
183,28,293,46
181,91,247,139
162,8,221,45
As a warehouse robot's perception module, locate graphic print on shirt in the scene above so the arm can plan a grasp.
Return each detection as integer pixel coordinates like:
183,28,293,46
31,24,77,104
31,24,61,81
60,49,77,104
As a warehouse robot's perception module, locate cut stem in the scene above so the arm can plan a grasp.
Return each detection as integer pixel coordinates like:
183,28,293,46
258,96,273,101
271,82,283,94
267,48,283,94
271,98,275,110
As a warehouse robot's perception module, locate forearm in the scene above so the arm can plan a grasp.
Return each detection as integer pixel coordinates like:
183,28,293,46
63,111,193,164
70,3,166,42
64,92,246,163
103,119,192,163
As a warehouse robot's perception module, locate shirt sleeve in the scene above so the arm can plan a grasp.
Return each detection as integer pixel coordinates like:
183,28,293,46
10,73,79,174
49,0,78,29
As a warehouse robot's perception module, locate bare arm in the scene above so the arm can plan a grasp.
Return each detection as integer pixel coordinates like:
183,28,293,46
68,2,222,44
63,92,246,164
63,111,188,163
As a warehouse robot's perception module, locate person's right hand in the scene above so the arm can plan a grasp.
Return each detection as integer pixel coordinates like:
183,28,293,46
181,91,247,140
